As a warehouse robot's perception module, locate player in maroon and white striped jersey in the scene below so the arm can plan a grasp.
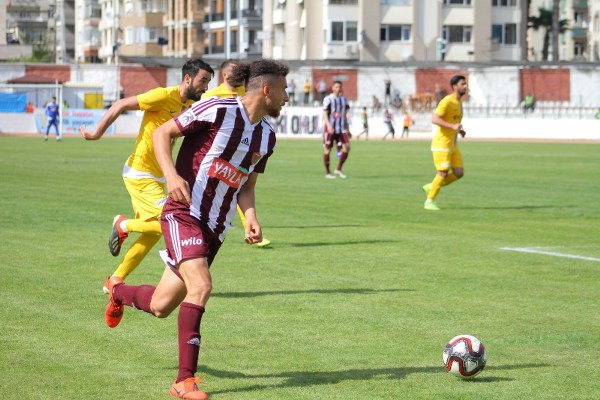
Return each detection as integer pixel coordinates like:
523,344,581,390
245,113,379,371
102,59,289,400
322,80,351,179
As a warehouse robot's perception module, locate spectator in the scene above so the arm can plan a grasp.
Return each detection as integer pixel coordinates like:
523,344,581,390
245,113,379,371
372,95,381,113
25,102,34,113
316,78,327,103
434,83,445,106
288,79,296,106
303,79,311,105
384,79,392,106
392,93,402,110
523,93,536,113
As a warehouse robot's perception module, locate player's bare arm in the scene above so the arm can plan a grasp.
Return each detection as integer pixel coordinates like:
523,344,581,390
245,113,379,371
80,96,140,140
323,109,333,134
153,119,190,206
237,172,262,244
432,113,461,132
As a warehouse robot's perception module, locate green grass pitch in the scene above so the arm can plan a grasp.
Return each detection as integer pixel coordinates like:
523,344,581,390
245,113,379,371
1,136,599,399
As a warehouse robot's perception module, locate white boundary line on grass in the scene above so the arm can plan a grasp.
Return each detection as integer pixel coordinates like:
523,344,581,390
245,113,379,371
500,247,600,262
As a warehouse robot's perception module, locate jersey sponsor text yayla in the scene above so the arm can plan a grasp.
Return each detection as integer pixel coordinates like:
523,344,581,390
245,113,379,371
208,157,248,188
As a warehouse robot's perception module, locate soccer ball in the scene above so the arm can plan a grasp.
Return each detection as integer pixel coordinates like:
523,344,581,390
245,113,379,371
443,335,487,378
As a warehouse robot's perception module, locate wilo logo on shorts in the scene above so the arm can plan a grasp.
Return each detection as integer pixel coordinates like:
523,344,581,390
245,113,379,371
181,237,203,246
208,158,248,189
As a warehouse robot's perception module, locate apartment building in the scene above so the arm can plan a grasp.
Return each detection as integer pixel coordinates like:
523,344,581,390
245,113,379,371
261,0,528,62
590,0,600,61
75,0,100,63
54,0,75,63
529,0,590,61
202,0,263,59
5,0,56,58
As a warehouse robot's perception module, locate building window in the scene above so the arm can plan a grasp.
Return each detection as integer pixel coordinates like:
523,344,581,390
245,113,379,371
443,0,471,5
124,27,134,45
443,25,471,43
380,24,411,42
331,21,358,42
492,0,517,6
492,23,517,45
136,27,157,43
329,0,358,4
574,41,585,57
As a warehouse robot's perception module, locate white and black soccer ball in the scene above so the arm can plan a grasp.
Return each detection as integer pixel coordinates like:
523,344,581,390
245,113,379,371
443,334,487,378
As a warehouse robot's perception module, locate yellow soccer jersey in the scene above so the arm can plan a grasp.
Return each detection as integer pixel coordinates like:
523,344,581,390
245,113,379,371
431,94,463,150
201,84,245,100
124,86,194,180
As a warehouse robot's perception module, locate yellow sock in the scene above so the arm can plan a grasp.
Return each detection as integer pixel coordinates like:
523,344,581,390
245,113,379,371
113,233,162,280
125,218,161,235
428,175,445,201
442,173,458,187
237,205,247,230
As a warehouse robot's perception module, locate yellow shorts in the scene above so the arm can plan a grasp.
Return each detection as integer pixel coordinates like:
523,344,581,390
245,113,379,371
432,147,463,171
123,177,167,221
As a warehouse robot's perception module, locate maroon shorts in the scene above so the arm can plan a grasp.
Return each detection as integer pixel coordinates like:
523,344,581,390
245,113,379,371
159,203,223,271
323,132,350,149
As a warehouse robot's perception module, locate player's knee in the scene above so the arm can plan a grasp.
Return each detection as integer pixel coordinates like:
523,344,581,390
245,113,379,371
455,170,464,179
187,281,212,300
150,302,175,318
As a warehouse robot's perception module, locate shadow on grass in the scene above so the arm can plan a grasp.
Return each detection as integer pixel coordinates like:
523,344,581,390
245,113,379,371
201,363,548,394
276,239,401,248
453,205,576,211
268,224,364,229
212,288,414,298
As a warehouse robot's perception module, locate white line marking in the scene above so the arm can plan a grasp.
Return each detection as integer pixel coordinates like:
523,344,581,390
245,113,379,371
500,247,600,262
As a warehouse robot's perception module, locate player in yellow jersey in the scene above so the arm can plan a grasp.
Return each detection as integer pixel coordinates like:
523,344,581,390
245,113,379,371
422,75,468,211
201,59,271,248
79,59,215,290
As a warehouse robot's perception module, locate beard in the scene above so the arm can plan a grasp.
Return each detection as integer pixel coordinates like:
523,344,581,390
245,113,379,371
186,86,202,102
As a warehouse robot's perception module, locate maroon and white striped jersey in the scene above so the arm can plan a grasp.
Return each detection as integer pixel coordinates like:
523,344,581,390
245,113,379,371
323,94,350,133
166,96,276,240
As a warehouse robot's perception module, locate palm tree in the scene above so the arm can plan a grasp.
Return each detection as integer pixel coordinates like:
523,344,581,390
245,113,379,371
528,7,569,61
551,0,560,61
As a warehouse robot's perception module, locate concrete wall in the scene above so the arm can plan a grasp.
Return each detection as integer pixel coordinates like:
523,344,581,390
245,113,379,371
3,107,599,142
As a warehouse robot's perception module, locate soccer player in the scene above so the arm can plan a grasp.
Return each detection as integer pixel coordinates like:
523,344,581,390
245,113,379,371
355,106,369,140
201,60,271,248
422,75,468,211
103,59,288,400
382,108,395,140
45,96,60,141
401,111,412,138
322,80,351,179
80,59,214,289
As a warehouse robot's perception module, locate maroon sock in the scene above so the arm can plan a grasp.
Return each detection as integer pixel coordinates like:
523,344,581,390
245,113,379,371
336,152,348,171
324,154,331,174
113,284,155,314
176,302,205,383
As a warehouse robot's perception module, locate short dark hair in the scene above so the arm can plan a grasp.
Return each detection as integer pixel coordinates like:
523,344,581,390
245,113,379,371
229,59,289,91
333,80,342,86
450,75,466,88
219,59,238,72
181,59,215,80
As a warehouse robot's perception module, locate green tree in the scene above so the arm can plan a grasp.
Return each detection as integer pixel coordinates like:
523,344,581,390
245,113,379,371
20,31,54,63
528,7,569,61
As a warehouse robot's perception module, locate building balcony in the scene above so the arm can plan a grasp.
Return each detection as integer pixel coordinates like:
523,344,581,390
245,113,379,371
571,27,587,39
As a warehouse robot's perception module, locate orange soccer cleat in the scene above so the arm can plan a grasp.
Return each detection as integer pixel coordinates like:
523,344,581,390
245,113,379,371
170,376,209,399
104,276,124,328
108,215,129,257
